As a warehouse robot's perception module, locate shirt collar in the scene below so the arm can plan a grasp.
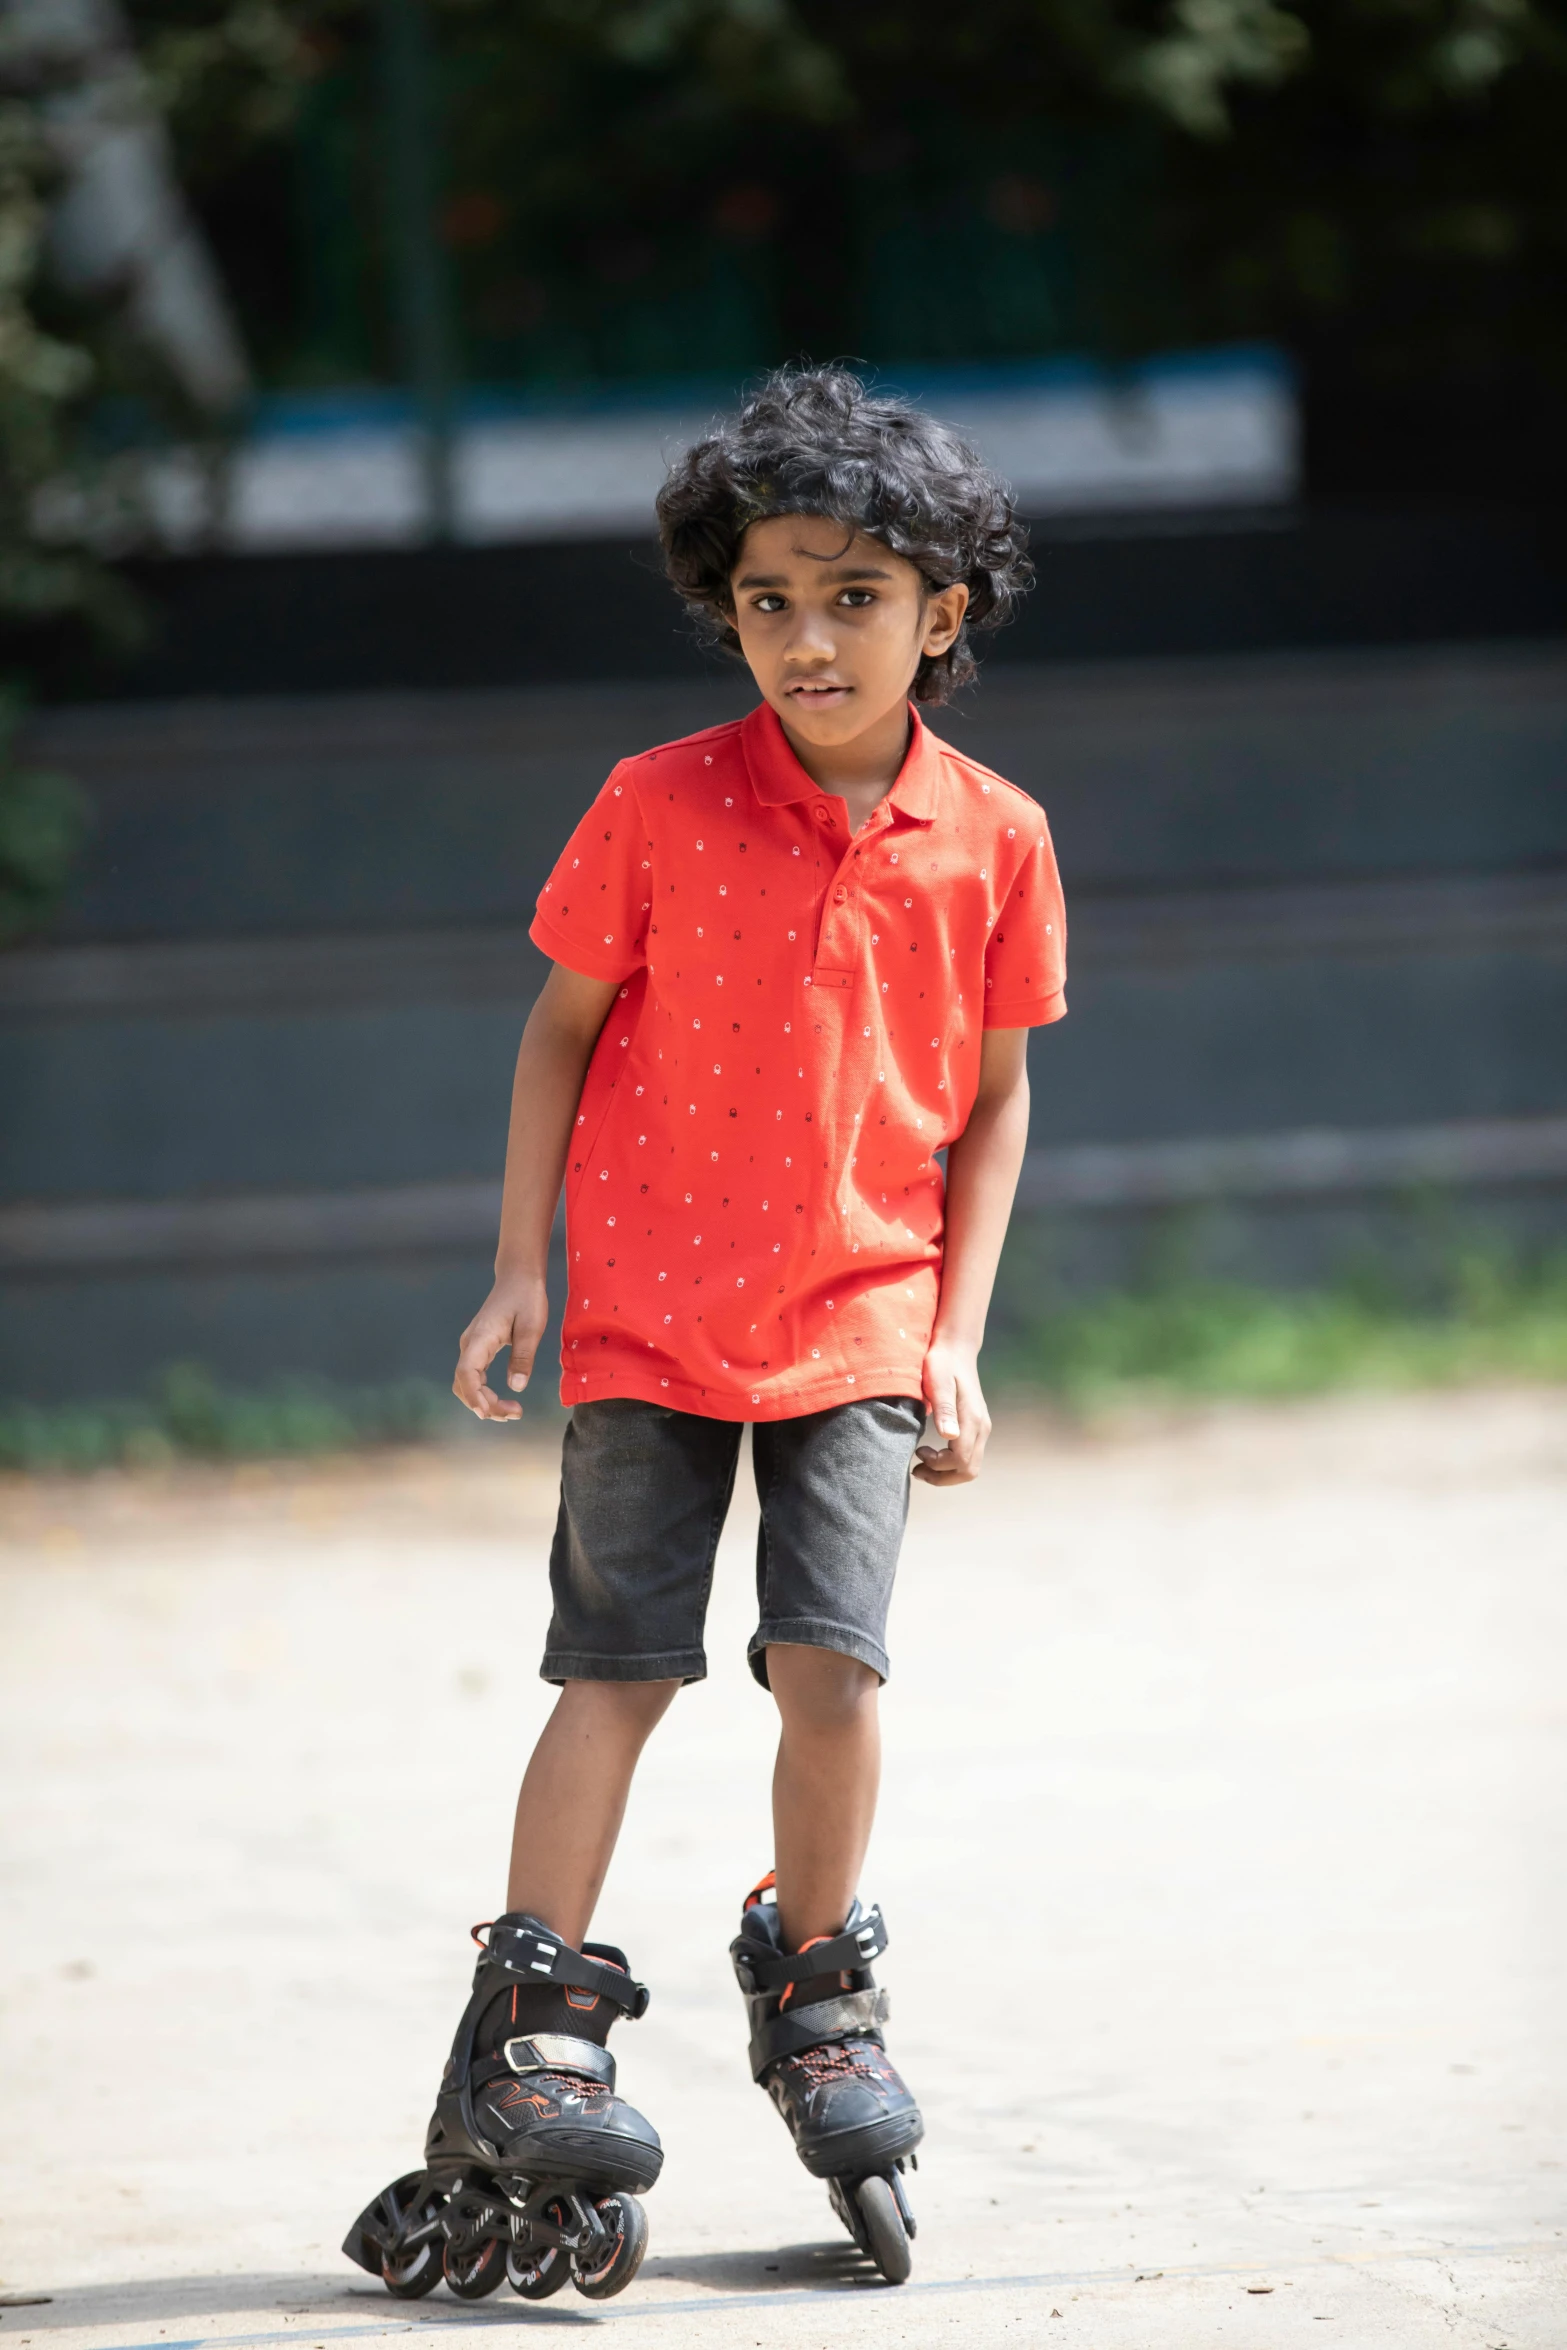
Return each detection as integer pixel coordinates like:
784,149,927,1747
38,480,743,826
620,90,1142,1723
740,700,942,824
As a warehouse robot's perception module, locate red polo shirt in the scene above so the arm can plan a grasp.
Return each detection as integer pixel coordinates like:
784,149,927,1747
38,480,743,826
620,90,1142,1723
530,701,1066,1420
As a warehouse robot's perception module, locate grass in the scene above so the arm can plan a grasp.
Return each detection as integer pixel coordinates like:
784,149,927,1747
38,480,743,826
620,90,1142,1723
3,1249,1565,1471
988,1246,1567,1410
0,1363,450,1475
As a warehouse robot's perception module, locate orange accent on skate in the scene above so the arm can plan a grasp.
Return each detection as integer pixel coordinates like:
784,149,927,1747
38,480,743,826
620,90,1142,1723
742,1869,777,1912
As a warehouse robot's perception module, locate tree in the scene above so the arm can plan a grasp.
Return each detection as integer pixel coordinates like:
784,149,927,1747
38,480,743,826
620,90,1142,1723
128,0,1565,496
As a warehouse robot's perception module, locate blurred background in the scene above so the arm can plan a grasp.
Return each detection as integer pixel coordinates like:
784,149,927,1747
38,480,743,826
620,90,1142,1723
0,0,1564,1455
5,26,1561,2332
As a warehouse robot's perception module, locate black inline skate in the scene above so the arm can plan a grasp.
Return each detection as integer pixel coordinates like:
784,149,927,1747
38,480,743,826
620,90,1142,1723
730,1870,922,2283
343,1913,661,2303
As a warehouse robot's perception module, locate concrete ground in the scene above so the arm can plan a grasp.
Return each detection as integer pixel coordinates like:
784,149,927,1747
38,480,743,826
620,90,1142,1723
2,1387,1564,2349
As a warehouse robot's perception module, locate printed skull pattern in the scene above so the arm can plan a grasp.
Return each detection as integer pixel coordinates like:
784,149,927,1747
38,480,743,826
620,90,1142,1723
530,701,1067,1421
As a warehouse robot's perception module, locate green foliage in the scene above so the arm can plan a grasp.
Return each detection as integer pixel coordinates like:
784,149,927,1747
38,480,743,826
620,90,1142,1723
122,0,1567,450
1158,0,1567,398
141,0,321,160
0,1363,452,1474
0,684,91,941
0,104,105,939
5,1255,1564,1474
988,1246,1567,1410
1126,0,1310,135
0,99,138,638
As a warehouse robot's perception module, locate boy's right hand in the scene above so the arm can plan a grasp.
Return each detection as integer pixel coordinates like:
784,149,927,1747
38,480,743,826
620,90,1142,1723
452,1275,550,1421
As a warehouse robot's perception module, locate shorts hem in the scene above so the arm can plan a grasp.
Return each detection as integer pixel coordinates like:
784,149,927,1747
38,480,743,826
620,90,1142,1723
541,1646,707,1688
747,1617,891,1689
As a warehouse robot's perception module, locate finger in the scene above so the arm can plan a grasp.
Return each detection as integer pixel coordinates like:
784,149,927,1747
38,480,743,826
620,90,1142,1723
453,1326,516,1420
949,1387,983,1477
454,1370,514,1421
912,1457,961,1486
451,1333,490,1413
924,1366,960,1442
470,1378,523,1422
451,1358,487,1415
952,1406,989,1481
912,1440,962,1486
919,1383,987,1485
506,1316,541,1393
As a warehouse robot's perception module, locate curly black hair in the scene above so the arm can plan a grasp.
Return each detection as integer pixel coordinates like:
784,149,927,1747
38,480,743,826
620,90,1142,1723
655,366,1033,704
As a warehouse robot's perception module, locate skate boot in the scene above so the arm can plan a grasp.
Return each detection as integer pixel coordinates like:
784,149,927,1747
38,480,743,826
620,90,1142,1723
343,1913,661,2303
730,1870,922,2283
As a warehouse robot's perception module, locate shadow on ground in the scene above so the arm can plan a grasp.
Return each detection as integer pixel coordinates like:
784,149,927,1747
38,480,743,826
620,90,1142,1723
11,2242,880,2337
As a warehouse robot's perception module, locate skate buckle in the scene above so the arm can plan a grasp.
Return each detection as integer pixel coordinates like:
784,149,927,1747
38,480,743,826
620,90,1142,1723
855,1924,879,1959
502,2033,617,2090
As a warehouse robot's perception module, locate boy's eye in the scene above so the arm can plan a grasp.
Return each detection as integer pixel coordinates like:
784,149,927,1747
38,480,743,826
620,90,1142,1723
837,588,875,608
753,593,787,613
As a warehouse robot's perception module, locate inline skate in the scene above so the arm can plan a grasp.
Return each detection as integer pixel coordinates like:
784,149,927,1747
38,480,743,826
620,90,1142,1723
730,1870,922,2283
343,1913,661,2302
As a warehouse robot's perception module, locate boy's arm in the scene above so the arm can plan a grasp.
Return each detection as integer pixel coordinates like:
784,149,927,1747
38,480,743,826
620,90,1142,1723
915,1025,1031,1486
453,963,620,1421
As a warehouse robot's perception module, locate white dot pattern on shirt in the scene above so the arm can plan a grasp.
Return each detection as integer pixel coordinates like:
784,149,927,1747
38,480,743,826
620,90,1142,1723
538,725,1063,1413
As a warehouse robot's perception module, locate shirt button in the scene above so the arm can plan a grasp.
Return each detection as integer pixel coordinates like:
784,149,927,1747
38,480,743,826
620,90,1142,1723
833,886,847,904
814,804,831,821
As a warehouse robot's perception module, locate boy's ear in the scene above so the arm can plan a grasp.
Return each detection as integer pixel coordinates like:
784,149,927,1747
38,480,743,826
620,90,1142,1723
923,580,970,655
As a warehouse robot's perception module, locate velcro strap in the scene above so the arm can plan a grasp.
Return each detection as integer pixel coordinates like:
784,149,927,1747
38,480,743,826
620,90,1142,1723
469,2038,616,2096
503,2034,616,2089
483,1921,650,2018
748,1987,890,2082
732,1904,887,1994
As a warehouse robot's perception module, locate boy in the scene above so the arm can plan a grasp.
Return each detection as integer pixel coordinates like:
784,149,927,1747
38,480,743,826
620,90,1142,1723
343,367,1065,2300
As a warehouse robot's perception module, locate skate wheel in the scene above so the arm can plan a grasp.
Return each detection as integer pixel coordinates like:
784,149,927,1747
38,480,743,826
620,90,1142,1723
379,2239,442,2299
442,2235,506,2299
571,2192,649,2300
855,2175,912,2285
506,2201,572,2301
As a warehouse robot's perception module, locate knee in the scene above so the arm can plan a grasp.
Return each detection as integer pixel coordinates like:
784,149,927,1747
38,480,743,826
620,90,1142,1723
560,1676,680,1743
767,1643,880,1732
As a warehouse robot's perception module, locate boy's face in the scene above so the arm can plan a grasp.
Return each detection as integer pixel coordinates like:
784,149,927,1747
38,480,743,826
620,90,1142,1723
729,516,968,754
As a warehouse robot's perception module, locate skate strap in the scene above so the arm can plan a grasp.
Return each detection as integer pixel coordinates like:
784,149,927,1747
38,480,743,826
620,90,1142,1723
469,2034,618,2092
747,1987,891,2081
730,1905,887,1994
475,1920,651,2018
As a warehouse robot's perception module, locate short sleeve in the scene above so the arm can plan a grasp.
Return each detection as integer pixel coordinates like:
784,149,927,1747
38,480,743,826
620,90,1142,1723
530,763,649,984
983,812,1067,1027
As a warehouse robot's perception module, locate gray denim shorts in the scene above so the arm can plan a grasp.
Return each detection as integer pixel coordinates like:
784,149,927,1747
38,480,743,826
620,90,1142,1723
541,1394,927,1690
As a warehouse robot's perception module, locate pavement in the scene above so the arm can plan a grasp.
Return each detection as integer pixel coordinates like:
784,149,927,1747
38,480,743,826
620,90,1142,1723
2,1385,1564,2348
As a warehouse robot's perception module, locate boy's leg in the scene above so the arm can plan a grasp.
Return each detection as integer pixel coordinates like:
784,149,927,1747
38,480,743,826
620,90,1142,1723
767,1644,881,1952
507,1396,742,1938
733,1414,926,2250
507,1677,679,1947
748,1391,924,1944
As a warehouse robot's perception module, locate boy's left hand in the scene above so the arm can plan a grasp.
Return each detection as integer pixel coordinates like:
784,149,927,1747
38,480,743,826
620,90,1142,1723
914,1340,991,1486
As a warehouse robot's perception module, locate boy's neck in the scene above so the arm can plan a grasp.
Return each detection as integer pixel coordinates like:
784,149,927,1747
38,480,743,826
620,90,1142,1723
775,698,911,833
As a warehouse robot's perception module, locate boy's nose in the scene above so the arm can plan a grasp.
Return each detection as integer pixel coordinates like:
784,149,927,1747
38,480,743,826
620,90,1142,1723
787,614,837,655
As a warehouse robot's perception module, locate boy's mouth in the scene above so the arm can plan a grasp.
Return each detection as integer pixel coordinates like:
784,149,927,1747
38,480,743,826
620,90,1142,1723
784,679,853,707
